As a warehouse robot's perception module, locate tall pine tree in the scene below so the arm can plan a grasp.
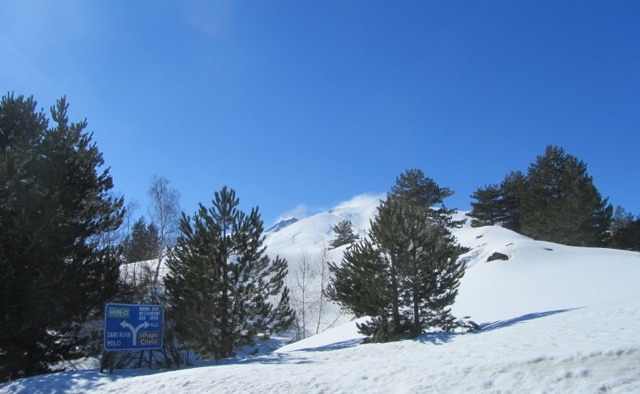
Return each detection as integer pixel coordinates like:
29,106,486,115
328,170,472,343
499,170,527,232
164,187,294,359
0,94,124,382
520,145,612,246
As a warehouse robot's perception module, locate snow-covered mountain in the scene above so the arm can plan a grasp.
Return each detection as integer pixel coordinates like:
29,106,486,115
264,193,382,261
3,194,640,393
265,217,299,233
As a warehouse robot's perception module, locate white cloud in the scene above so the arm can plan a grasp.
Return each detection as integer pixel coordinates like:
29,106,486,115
332,193,385,212
276,204,308,223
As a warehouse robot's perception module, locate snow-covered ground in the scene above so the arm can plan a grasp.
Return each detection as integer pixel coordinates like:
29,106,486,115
2,195,640,393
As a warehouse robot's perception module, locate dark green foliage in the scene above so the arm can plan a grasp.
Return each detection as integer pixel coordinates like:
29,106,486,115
468,184,505,227
328,170,471,343
469,172,526,231
389,169,465,228
164,187,295,360
122,217,161,263
329,219,360,248
609,207,640,251
0,94,124,382
520,146,612,246
118,217,162,307
328,238,391,319
499,171,527,232
471,146,612,246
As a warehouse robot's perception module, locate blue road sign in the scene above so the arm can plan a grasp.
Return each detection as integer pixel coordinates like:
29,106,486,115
104,303,164,351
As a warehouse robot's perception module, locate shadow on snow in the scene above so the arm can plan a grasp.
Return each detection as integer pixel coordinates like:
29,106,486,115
479,308,577,332
279,338,364,353
416,308,577,345
0,309,580,391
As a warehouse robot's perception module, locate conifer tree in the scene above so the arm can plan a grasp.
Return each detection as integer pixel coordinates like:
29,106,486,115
122,217,161,264
520,145,612,246
389,168,464,228
164,187,294,359
609,207,640,251
468,184,505,227
499,171,527,232
329,219,360,248
328,170,472,343
0,94,124,382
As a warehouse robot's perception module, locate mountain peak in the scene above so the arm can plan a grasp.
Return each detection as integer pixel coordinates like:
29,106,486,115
266,217,299,233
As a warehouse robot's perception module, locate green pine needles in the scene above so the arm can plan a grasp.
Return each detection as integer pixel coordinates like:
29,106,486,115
164,186,294,359
468,145,612,247
327,169,477,343
329,220,360,249
0,94,124,382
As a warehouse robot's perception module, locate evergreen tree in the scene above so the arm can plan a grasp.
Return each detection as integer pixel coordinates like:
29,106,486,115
468,184,505,227
328,170,472,343
328,232,396,342
119,217,162,306
520,145,612,246
609,207,640,251
329,219,360,248
122,217,161,263
0,94,124,382
499,171,527,232
164,187,294,359
388,168,464,228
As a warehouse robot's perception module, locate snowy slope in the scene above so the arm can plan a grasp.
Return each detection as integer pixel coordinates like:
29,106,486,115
451,224,640,322
263,193,382,263
2,194,640,393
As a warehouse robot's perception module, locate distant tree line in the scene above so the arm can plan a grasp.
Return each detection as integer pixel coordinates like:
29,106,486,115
467,145,639,250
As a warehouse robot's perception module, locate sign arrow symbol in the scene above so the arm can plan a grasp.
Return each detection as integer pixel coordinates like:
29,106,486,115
120,320,151,346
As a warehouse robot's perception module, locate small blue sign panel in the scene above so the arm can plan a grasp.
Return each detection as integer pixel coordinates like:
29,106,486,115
104,303,164,351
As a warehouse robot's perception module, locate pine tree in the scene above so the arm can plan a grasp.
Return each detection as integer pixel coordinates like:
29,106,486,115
520,145,612,246
329,219,360,248
328,170,472,343
0,94,124,382
609,207,640,251
164,187,294,359
328,235,394,341
468,184,505,227
388,169,464,228
122,217,161,264
499,171,527,232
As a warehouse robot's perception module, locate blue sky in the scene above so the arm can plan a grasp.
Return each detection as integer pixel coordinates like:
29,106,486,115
1,1,639,225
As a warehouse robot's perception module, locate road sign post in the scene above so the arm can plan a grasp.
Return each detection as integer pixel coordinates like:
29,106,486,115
104,303,164,351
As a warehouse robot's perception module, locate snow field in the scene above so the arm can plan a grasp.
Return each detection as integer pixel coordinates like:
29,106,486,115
2,195,640,393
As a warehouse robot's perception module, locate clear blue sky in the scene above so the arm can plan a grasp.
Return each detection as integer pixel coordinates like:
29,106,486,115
2,1,639,225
